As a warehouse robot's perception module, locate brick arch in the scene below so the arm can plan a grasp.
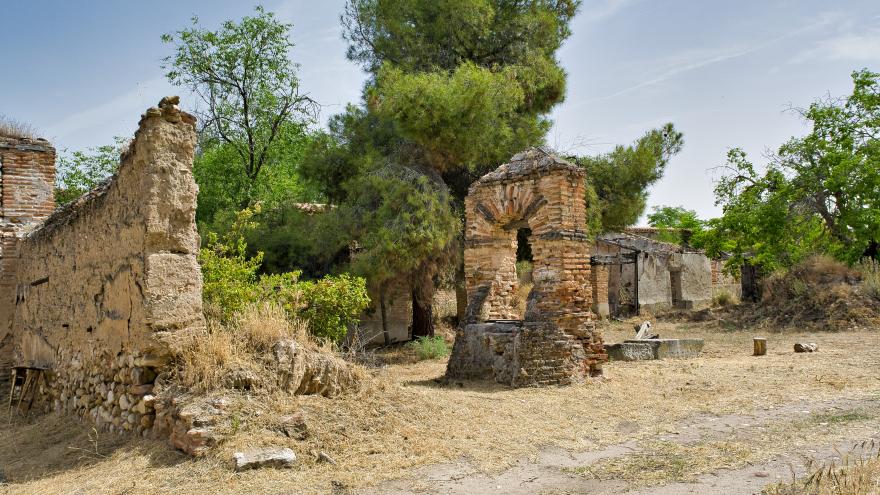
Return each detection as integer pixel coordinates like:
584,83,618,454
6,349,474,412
449,148,606,385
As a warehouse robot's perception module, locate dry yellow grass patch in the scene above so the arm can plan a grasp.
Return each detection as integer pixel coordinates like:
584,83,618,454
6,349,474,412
164,303,334,393
765,442,880,495
2,320,880,494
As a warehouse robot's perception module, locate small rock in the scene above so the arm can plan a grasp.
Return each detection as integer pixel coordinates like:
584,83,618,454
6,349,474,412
317,450,337,465
276,413,309,440
794,342,818,353
233,448,296,472
754,471,769,478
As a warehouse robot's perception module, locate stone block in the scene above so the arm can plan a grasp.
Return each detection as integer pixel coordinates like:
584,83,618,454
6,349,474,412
605,338,704,361
233,448,296,471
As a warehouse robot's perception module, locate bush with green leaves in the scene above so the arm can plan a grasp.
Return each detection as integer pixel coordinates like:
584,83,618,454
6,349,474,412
297,274,371,343
198,207,370,343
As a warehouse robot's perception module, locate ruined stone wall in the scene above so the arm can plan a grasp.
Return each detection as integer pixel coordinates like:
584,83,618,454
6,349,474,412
8,100,204,435
678,253,712,309
636,252,674,313
590,264,609,318
358,284,412,344
0,136,56,391
711,259,742,299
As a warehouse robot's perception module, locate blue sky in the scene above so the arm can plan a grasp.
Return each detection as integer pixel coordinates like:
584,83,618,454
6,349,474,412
2,0,878,221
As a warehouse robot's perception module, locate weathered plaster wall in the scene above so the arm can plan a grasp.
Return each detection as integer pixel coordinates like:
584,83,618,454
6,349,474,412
593,235,715,315
0,136,56,390
678,253,712,309
7,99,205,435
636,252,673,312
712,259,742,299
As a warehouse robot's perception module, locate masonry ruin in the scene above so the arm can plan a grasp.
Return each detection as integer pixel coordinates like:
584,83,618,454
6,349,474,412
0,134,56,392
591,230,742,317
2,98,206,437
446,148,606,386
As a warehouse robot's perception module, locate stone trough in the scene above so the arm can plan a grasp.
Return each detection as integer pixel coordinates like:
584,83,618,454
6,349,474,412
605,339,704,362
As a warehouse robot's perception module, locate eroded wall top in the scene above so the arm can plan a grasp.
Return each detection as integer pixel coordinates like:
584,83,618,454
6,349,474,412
11,97,205,368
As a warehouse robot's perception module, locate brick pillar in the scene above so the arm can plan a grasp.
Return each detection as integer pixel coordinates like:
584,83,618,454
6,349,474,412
0,135,55,388
591,264,610,318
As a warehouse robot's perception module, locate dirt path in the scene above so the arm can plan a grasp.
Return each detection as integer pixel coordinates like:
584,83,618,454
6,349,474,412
363,395,880,494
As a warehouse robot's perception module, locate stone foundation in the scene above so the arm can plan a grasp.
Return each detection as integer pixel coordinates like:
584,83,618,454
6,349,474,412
605,339,704,361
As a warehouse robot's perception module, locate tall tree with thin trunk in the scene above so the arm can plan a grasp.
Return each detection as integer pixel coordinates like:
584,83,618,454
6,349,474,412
162,6,317,191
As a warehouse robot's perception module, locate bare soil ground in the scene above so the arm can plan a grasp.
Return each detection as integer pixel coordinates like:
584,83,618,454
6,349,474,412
2,319,879,494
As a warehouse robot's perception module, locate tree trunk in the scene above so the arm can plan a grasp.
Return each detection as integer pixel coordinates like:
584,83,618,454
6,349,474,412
411,275,434,338
753,337,767,356
380,289,390,345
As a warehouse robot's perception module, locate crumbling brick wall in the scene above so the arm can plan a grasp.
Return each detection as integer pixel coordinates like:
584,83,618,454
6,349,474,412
6,99,204,435
0,135,56,391
448,148,605,386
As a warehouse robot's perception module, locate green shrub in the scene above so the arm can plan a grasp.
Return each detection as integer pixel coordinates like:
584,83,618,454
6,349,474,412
407,336,450,360
198,207,370,344
199,230,264,317
298,274,371,343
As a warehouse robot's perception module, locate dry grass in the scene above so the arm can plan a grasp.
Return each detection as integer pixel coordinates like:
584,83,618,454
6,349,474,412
573,403,880,487
164,303,331,393
856,258,880,301
3,320,880,494
573,440,755,485
707,256,880,332
0,114,40,140
765,442,880,495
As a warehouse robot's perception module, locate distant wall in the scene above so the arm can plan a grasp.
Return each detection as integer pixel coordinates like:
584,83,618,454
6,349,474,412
637,252,673,312
7,100,204,435
358,285,412,344
677,253,712,309
711,259,742,299
0,136,56,390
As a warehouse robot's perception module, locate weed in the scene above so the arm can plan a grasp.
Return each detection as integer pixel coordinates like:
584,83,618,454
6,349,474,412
763,440,880,495
407,336,450,360
713,290,736,307
811,410,872,426
856,258,880,300
516,260,533,284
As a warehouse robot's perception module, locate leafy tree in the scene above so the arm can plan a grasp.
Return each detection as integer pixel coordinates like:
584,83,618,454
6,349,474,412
705,69,880,271
573,123,684,233
162,6,317,194
299,0,581,334
194,120,316,232
54,138,125,205
647,205,705,245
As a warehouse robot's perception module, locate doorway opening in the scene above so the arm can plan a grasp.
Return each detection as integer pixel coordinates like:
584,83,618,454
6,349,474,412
515,227,533,318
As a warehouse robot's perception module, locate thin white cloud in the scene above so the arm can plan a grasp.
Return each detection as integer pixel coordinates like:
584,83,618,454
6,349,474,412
580,0,639,24
570,12,843,108
791,29,880,64
45,76,173,147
